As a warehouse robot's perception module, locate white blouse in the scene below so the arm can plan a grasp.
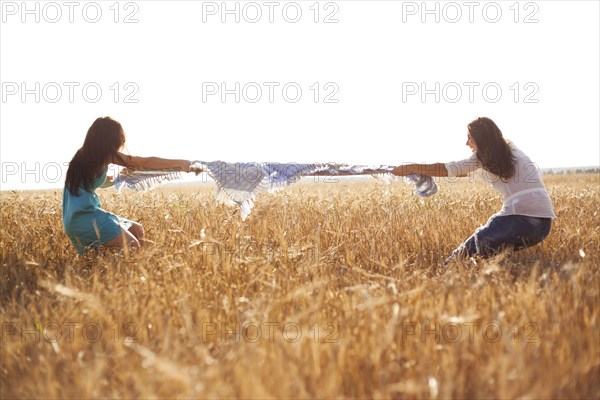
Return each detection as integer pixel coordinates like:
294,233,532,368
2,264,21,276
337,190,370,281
445,146,556,219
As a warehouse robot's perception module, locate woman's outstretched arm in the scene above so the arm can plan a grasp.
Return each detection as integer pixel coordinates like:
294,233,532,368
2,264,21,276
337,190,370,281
112,152,191,172
392,163,450,177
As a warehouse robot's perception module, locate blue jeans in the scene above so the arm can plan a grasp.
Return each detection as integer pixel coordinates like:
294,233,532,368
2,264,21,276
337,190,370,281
451,215,552,259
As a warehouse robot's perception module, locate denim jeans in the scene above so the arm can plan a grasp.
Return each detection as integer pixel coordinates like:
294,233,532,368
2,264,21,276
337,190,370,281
451,215,552,259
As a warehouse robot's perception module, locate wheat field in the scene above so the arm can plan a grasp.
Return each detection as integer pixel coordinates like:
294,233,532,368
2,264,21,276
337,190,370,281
1,174,599,399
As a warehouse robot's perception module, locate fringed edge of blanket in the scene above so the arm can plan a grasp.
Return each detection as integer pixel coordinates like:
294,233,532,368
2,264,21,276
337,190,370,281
114,170,183,192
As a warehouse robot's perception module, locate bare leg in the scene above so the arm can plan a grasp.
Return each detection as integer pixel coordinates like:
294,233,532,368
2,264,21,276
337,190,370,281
127,222,145,245
103,228,141,250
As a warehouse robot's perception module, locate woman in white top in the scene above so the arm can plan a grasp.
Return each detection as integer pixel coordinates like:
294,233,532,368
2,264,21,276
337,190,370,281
393,117,556,260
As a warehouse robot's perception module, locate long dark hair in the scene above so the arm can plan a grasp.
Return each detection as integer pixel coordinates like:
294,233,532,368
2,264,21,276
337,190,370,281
468,117,516,181
65,117,126,195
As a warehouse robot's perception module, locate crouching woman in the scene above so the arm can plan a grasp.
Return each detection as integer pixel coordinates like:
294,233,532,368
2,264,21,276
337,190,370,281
393,117,556,260
63,117,191,254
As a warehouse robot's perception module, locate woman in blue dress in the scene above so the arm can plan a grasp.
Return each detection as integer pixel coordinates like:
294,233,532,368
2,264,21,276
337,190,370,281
63,117,191,254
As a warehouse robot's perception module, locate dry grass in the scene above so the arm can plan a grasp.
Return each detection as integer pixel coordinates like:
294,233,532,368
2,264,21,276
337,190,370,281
1,174,599,399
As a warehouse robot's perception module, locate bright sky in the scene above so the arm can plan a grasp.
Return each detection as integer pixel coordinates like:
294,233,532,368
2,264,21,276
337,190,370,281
1,0,599,190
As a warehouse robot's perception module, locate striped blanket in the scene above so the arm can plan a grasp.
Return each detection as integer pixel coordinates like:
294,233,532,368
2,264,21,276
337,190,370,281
114,161,438,220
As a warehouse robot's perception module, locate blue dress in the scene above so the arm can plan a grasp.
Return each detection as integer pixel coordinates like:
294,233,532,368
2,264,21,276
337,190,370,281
62,168,133,254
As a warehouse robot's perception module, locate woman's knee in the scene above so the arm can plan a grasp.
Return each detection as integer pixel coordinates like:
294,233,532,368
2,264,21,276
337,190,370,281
449,234,478,260
104,229,140,250
128,222,145,240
